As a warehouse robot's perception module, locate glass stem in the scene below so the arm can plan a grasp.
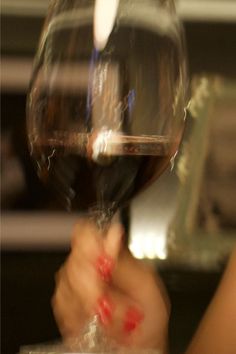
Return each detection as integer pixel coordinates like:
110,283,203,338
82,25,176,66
88,205,120,232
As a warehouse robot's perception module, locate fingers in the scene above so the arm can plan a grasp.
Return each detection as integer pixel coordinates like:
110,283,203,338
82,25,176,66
70,219,103,262
71,219,123,264
52,218,124,338
96,287,144,346
112,250,170,348
52,253,105,338
52,266,86,338
114,249,170,313
52,217,169,350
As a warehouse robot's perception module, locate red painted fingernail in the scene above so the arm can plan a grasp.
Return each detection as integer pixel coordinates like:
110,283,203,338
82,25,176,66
96,296,114,326
123,306,144,333
96,254,114,282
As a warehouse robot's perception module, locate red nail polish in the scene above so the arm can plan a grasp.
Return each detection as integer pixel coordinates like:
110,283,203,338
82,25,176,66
96,296,114,326
123,306,144,333
96,254,114,282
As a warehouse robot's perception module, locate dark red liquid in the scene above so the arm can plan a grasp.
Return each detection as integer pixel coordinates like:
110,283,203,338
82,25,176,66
32,135,171,212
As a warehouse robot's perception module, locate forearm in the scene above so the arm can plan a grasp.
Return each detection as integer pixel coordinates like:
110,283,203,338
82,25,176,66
185,246,236,354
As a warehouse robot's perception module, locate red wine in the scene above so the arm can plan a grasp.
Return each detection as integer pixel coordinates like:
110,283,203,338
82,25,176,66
30,133,173,212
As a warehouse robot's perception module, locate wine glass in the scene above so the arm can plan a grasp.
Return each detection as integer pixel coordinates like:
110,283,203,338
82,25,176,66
27,0,187,224
26,0,187,351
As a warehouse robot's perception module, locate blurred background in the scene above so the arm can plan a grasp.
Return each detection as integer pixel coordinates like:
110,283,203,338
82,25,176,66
1,1,236,354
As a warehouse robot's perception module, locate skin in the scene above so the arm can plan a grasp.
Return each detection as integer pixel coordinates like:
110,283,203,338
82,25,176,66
52,218,170,352
185,246,236,354
52,217,236,353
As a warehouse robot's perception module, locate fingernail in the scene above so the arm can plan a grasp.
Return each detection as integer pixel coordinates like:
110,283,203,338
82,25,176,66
96,296,114,326
123,306,144,333
96,254,114,282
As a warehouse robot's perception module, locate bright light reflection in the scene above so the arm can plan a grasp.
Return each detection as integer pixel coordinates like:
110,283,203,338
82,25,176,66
94,0,119,50
129,231,167,260
129,241,144,259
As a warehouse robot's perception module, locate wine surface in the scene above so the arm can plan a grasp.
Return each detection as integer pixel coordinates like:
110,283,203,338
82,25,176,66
31,133,172,212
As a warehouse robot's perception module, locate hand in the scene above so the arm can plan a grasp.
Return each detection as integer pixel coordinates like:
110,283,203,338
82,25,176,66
52,218,170,351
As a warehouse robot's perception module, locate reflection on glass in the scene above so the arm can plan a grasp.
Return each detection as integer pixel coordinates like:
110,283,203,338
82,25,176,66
27,0,187,225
